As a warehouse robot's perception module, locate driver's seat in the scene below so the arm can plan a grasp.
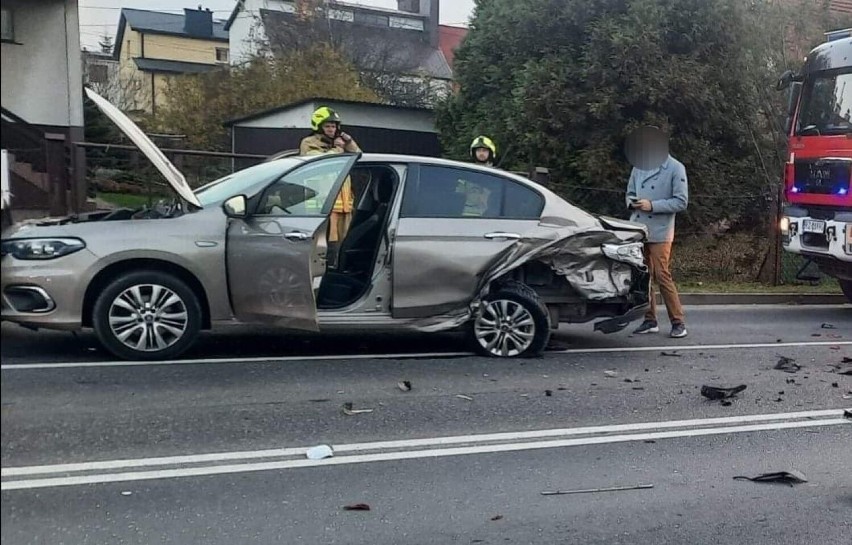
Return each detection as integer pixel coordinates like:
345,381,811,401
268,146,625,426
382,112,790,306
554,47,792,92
336,173,394,274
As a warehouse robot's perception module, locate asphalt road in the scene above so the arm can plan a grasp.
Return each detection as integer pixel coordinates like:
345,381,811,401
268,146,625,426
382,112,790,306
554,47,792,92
2,305,851,544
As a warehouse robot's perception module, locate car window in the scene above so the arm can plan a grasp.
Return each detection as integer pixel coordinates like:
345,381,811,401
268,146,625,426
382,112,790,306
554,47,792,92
401,165,544,219
257,156,353,216
194,158,303,207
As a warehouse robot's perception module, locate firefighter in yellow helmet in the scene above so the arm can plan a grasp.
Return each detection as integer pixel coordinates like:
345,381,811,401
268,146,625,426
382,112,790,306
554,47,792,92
470,135,497,166
458,135,498,216
299,106,361,267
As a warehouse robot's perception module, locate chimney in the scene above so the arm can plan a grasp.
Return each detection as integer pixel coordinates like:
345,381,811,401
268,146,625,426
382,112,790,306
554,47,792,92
184,7,213,38
398,0,439,46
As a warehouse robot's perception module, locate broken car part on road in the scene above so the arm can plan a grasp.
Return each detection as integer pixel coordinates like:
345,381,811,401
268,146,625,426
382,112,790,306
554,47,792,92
701,385,748,401
541,484,654,495
733,470,808,486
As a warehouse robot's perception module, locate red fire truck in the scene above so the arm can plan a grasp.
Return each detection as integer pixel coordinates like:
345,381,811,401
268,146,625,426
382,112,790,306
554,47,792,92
777,29,852,302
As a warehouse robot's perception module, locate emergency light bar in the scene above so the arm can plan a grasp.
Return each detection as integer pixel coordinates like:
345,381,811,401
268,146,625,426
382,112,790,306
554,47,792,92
825,28,852,42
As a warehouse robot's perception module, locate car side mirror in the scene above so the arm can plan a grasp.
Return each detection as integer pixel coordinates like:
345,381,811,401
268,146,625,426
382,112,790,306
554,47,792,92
223,195,248,218
777,70,795,91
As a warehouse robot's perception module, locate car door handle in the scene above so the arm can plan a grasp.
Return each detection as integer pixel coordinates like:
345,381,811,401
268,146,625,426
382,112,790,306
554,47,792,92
284,231,310,241
484,232,521,240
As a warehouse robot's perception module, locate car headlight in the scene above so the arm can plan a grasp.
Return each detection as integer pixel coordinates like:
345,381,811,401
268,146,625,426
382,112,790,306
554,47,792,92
602,242,645,268
780,217,790,235
0,238,86,260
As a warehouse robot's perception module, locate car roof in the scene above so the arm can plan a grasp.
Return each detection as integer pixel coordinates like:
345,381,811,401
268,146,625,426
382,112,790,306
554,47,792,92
357,153,551,191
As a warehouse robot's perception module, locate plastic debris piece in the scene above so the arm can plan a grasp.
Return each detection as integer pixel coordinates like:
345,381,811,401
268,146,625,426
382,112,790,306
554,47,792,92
604,370,618,378
733,470,808,487
120,491,132,496
306,445,334,460
398,381,412,392
491,515,504,521
343,503,371,511
342,402,374,416
821,323,836,329
701,384,747,400
456,394,474,401
541,484,654,496
661,351,682,357
545,390,553,397
774,357,801,373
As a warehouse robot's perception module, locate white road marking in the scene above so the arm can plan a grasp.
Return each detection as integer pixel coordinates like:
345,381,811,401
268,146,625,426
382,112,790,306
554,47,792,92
2,409,845,478
1,341,849,370
2,418,846,491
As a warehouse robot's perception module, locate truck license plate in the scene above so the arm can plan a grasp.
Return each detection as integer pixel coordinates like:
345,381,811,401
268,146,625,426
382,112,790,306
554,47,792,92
802,219,825,234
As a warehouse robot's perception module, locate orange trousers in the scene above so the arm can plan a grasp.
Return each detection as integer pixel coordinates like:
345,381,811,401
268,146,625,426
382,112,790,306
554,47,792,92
644,242,685,325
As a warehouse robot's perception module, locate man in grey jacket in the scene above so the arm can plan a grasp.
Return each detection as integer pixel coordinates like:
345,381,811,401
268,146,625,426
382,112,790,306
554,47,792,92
625,127,688,338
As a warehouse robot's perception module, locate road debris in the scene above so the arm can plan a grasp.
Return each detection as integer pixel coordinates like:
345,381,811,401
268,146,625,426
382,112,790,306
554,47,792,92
831,363,852,375
398,380,412,392
832,382,839,388
541,484,654,496
821,323,836,329
733,470,808,487
306,445,334,460
545,390,553,397
701,384,747,400
456,394,474,401
844,409,852,419
774,357,801,373
120,491,133,496
604,370,618,378
342,402,374,416
343,503,371,511
490,515,504,521
721,400,733,407
661,351,682,357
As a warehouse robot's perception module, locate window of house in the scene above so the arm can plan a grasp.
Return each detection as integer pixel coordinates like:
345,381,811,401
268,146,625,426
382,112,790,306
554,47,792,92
401,165,544,219
354,11,389,28
87,64,109,84
216,47,229,63
1,8,15,42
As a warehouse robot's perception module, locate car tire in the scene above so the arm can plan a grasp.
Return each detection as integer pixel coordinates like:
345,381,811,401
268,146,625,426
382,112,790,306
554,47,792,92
469,281,550,358
92,270,202,361
840,279,852,304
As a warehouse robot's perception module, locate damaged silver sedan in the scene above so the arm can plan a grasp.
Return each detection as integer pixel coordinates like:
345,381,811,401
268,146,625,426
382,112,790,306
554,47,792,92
0,90,650,360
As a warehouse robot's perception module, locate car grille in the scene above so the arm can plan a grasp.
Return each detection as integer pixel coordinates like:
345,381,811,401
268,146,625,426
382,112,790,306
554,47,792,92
793,159,851,195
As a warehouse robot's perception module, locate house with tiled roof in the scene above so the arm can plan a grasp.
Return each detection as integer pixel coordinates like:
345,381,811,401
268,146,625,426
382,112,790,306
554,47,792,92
225,0,459,105
113,7,230,115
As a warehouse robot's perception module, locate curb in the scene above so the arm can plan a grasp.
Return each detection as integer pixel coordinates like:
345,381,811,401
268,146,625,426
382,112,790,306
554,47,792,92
676,293,848,306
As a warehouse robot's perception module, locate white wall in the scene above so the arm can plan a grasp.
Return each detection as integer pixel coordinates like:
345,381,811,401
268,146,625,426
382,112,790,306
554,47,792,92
229,0,294,65
236,100,437,133
0,0,83,128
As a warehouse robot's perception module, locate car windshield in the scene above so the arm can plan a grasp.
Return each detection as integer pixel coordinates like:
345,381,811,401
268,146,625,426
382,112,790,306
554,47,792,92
194,158,303,207
796,70,852,136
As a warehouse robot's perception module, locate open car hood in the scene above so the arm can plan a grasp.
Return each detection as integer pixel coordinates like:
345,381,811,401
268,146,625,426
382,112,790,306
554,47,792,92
84,88,202,209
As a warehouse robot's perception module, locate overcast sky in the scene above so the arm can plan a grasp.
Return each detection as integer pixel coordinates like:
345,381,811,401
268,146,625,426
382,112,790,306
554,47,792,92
79,0,475,50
